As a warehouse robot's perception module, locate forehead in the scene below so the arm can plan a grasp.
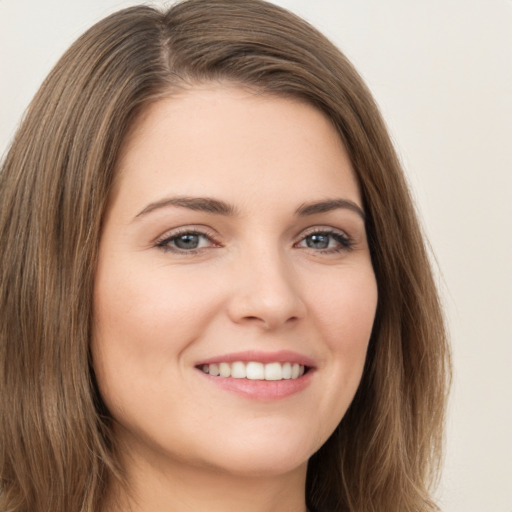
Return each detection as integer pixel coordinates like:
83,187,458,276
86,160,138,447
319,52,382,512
112,84,361,212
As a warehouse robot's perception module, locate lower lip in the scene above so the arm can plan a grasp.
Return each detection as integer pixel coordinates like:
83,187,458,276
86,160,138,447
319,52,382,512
197,369,314,400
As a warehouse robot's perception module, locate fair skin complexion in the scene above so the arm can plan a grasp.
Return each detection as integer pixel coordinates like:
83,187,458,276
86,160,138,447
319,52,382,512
92,85,378,512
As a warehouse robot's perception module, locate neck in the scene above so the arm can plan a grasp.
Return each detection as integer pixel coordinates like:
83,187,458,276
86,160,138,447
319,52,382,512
104,453,308,512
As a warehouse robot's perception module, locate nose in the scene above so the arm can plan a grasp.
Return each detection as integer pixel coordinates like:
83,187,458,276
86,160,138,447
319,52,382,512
226,247,306,330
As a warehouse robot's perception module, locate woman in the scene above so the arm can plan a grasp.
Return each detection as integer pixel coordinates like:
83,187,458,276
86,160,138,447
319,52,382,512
0,1,450,511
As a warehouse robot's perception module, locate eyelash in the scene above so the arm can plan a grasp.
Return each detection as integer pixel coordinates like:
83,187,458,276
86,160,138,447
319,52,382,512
295,228,354,253
155,227,354,255
155,227,219,254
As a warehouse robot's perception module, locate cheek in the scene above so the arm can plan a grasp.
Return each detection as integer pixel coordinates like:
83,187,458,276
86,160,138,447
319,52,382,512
307,264,377,398
93,260,220,348
291,263,377,446
310,264,377,348
91,261,223,403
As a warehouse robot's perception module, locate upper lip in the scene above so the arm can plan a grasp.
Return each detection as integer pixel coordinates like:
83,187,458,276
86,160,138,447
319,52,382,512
195,350,316,368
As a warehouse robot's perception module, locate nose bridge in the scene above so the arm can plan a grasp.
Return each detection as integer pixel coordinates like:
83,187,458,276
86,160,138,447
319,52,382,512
227,240,305,329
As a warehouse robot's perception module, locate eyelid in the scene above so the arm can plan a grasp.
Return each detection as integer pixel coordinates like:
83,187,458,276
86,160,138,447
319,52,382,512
153,224,355,254
154,225,221,252
296,225,351,241
294,226,354,252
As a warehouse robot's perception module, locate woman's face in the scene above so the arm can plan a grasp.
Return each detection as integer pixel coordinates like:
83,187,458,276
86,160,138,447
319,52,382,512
92,85,377,479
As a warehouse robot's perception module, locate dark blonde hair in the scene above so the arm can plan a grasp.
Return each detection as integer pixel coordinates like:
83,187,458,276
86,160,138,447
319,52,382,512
0,1,450,511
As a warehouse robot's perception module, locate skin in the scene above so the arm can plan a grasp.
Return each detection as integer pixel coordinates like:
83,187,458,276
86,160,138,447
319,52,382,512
92,84,378,512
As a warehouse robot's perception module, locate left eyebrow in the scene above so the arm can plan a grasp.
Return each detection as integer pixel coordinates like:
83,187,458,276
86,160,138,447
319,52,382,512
295,199,365,220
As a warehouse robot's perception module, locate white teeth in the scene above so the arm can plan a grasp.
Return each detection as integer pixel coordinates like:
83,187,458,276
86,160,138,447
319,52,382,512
282,362,292,379
219,362,231,377
246,362,264,380
231,361,246,379
200,361,307,380
264,362,282,381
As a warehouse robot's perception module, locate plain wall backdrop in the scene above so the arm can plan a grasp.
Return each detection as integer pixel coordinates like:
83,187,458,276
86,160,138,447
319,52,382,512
1,1,511,511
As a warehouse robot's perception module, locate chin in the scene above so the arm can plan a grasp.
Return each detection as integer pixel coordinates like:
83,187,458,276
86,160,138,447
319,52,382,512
203,450,310,478
191,428,321,478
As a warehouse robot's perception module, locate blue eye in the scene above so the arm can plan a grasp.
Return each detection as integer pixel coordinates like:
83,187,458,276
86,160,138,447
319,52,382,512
298,230,353,252
305,233,331,249
156,230,214,252
173,233,202,250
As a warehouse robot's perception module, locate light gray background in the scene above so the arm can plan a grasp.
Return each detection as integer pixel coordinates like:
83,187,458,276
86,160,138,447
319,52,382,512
1,1,511,511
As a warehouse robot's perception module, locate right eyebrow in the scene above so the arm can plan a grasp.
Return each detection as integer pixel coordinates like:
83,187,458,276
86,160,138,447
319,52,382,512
134,196,239,220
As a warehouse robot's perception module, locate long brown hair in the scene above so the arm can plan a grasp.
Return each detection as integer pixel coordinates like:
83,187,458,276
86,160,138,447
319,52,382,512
0,1,450,511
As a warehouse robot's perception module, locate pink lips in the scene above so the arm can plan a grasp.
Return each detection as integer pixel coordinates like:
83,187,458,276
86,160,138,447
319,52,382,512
196,350,315,367
195,350,315,400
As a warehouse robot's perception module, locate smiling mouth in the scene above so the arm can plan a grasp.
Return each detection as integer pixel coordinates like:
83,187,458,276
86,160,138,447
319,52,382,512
198,361,307,381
